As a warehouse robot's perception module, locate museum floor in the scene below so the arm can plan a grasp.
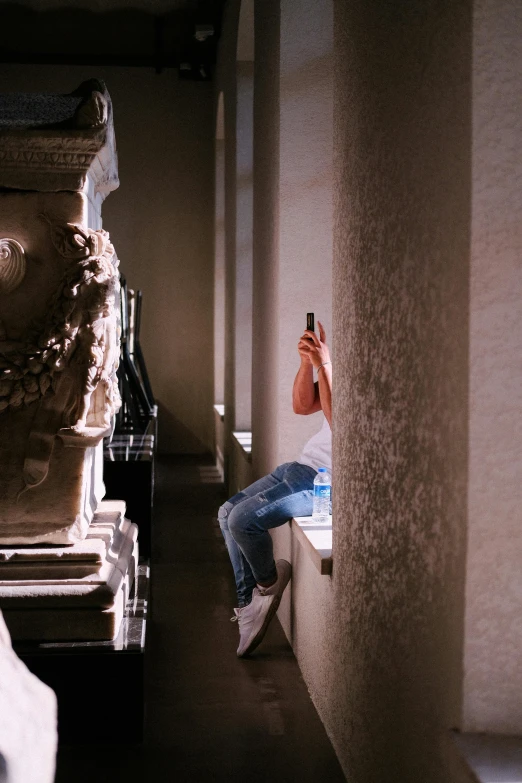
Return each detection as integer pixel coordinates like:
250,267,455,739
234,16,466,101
55,454,345,783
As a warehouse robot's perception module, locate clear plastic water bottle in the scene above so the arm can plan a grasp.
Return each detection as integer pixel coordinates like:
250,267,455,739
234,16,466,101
312,467,331,524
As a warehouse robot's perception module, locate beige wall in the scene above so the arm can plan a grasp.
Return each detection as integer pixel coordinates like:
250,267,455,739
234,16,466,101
330,1,471,780
463,0,522,733
0,64,214,454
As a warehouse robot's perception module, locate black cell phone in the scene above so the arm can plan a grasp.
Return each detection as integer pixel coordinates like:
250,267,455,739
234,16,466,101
306,313,314,333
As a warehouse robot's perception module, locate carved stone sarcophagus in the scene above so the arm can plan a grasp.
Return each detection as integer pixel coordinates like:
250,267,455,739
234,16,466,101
0,81,120,544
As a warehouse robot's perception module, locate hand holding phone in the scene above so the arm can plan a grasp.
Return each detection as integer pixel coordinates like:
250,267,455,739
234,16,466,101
298,314,314,362
298,314,330,368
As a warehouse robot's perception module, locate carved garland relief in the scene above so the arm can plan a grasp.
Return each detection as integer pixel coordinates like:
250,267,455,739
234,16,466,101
0,220,121,490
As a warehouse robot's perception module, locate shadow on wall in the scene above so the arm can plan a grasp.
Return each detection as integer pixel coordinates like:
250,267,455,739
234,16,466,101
156,400,208,455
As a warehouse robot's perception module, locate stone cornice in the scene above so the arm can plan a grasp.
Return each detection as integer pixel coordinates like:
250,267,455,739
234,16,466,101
0,82,119,196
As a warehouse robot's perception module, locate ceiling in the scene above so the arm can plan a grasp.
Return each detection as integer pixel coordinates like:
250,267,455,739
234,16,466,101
1,0,195,8
4,1,194,7
0,0,226,78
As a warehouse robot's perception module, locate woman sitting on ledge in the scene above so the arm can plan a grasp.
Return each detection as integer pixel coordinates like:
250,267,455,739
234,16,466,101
218,321,332,657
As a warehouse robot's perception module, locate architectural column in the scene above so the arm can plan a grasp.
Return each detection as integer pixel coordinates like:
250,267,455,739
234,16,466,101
463,0,522,734
214,93,225,410
214,0,254,488
331,1,471,780
234,57,254,432
232,0,254,435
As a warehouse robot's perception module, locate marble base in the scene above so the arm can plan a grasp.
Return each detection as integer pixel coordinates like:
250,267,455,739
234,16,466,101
0,499,127,565
0,500,138,641
0,522,138,608
3,586,125,642
0,563,102,581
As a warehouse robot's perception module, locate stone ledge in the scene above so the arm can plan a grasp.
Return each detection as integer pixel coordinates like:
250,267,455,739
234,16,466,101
291,517,332,575
0,81,118,194
213,403,225,421
451,730,522,783
232,430,252,462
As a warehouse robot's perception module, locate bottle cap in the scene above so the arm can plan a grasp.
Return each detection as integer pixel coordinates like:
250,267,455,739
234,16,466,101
318,467,327,472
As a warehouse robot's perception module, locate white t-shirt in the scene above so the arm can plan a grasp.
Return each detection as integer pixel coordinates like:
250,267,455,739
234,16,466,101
298,416,332,472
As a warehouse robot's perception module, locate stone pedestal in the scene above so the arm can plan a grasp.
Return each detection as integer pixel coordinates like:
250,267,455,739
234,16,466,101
14,564,149,745
0,501,138,642
0,82,137,646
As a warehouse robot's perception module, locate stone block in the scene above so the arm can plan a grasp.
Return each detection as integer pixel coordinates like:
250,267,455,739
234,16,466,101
0,81,120,546
0,499,127,565
0,519,138,609
3,586,125,642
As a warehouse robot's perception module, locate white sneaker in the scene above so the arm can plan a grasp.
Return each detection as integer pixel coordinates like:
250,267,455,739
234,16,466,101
232,559,292,657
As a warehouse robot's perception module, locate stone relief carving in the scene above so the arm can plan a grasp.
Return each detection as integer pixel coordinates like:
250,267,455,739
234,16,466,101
0,149,94,168
0,135,100,163
0,238,26,293
73,89,108,129
0,80,119,195
44,220,121,429
0,220,121,492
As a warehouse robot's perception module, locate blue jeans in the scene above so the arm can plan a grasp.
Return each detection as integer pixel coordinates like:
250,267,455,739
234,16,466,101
218,461,317,607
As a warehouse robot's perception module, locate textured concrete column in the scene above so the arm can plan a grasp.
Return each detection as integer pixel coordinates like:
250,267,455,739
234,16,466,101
251,0,280,477
463,0,522,733
214,96,225,407
214,0,255,488
217,0,255,481
233,0,254,433
234,60,254,431
331,1,471,781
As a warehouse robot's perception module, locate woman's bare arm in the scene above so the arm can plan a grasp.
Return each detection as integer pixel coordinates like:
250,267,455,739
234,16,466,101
316,359,332,426
292,360,321,414
295,321,332,425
